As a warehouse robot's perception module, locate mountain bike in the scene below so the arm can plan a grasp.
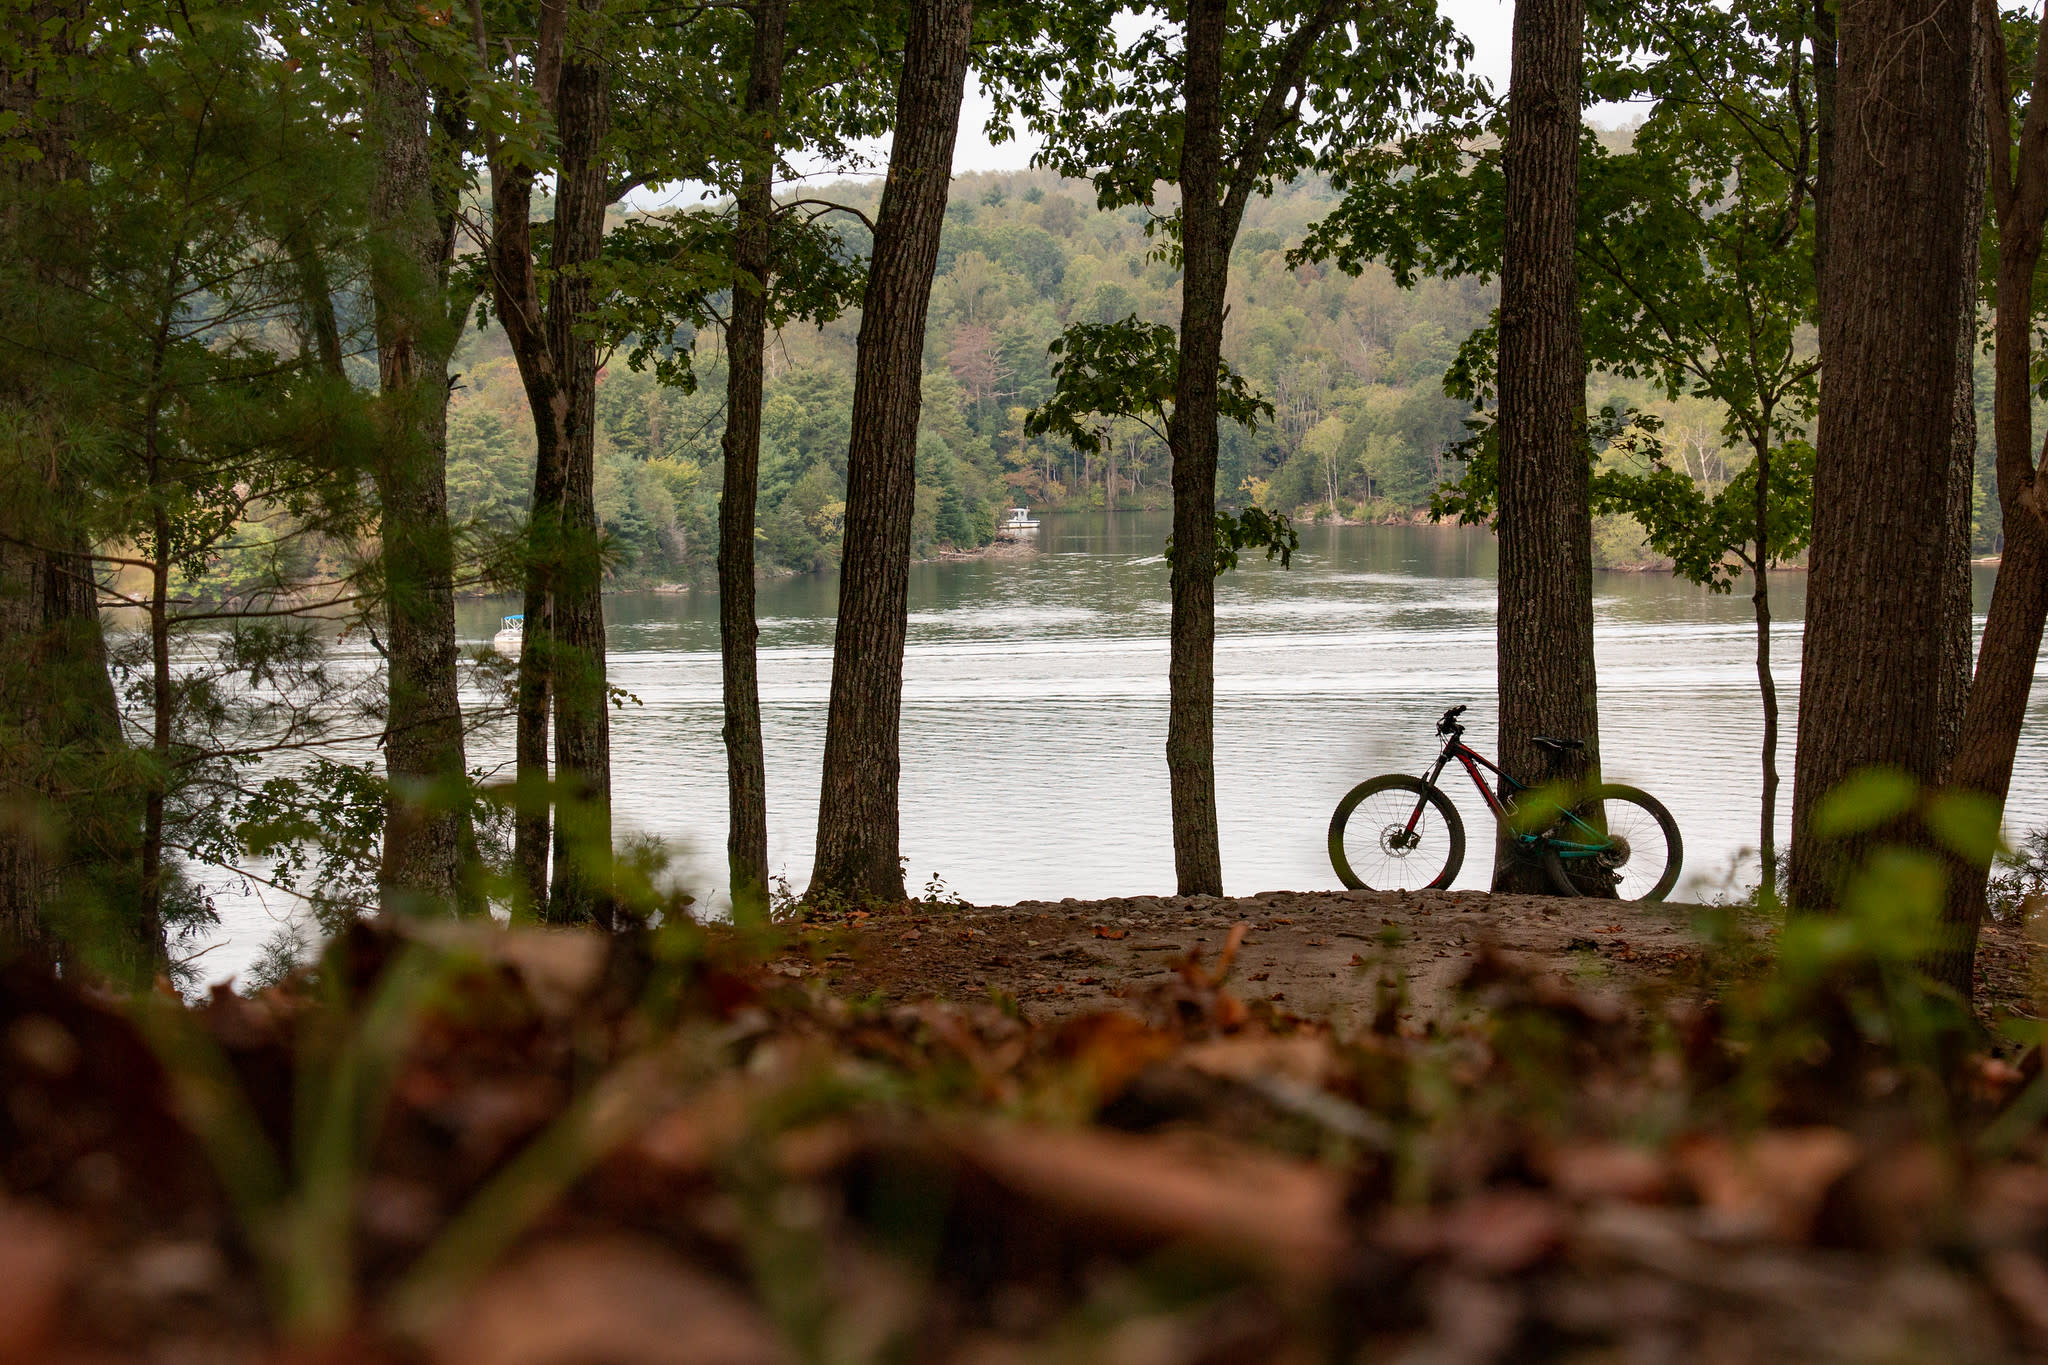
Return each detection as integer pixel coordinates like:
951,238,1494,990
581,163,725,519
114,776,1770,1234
1327,704,1683,901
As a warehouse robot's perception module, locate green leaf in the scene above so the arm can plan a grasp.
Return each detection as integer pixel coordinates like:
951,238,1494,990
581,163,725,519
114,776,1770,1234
1813,769,1919,839
1925,789,2007,866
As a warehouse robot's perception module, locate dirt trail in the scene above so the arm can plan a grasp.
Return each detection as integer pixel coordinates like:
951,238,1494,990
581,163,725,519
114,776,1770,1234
801,888,1723,1025
796,888,2046,1025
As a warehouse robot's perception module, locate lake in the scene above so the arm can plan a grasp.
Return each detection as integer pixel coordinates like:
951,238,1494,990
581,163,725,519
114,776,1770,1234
201,511,2037,980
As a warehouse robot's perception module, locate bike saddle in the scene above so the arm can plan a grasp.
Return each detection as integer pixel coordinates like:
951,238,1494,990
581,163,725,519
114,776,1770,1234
1532,736,1584,753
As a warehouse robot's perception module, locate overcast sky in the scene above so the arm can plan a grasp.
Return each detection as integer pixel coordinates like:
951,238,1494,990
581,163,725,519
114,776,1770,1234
630,1,1520,211
945,0,1516,175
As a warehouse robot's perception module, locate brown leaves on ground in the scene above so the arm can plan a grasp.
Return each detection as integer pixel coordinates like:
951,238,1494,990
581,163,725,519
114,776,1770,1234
4,914,2048,1361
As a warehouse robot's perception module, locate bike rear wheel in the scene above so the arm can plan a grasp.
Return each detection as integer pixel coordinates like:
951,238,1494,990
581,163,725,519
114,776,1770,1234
1329,775,1465,891
1541,784,1682,902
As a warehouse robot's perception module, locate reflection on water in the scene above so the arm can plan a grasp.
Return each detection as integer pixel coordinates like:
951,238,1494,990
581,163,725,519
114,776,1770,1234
204,511,2036,978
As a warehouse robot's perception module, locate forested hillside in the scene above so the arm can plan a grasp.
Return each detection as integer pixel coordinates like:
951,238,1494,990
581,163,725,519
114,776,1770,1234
446,169,1497,581
445,171,2002,589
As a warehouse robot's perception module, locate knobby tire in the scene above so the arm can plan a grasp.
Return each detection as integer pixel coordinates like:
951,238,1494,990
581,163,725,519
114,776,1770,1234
1328,775,1465,892
1541,783,1682,902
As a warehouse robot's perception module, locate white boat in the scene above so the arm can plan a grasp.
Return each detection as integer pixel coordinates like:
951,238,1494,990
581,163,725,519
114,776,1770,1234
492,613,524,657
1001,506,1040,533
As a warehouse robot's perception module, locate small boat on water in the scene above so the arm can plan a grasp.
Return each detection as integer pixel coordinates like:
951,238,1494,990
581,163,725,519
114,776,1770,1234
1001,506,1040,534
492,614,524,657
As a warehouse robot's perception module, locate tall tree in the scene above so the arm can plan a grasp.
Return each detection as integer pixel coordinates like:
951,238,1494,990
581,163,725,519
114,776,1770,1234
0,0,133,962
811,0,974,902
474,0,615,923
1492,0,1593,892
991,0,1465,894
1787,0,1978,909
718,0,789,926
1580,1,1821,901
1932,0,2048,995
363,7,475,914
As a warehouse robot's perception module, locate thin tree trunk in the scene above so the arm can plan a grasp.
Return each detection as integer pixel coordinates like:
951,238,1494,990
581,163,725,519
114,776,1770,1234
1788,0,1977,910
1932,0,2048,995
140,418,171,960
1164,0,1227,897
367,19,470,914
485,11,560,918
1492,0,1597,894
482,0,613,924
1754,433,1779,902
543,8,614,925
719,0,787,927
811,0,972,902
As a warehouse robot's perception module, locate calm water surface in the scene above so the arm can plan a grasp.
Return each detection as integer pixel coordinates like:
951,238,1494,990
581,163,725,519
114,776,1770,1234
205,512,2040,980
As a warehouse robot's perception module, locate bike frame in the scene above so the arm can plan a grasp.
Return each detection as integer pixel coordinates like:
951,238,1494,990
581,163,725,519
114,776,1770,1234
1411,732,1608,860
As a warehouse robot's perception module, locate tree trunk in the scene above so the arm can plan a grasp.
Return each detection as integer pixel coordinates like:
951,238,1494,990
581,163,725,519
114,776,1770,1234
0,0,138,967
1788,0,1977,910
1492,0,1597,894
1754,440,1780,902
543,10,614,925
811,0,972,902
1163,0,1228,897
1930,0,2048,995
718,0,787,927
487,36,559,920
484,0,613,924
366,20,471,915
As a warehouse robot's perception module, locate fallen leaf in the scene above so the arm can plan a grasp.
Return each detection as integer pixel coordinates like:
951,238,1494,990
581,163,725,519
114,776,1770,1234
411,922,609,1017
1540,1143,1670,1204
1180,1035,1334,1087
1443,1191,1568,1273
431,1236,786,1364
1677,1127,1859,1242
946,1123,1346,1278
1986,1248,2048,1347
0,1202,73,1365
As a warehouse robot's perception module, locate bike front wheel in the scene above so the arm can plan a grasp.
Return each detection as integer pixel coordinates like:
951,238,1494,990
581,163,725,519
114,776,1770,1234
1329,775,1466,891
1542,784,1682,902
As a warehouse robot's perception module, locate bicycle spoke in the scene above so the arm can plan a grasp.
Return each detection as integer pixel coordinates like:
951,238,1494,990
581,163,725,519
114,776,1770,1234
1341,788,1454,891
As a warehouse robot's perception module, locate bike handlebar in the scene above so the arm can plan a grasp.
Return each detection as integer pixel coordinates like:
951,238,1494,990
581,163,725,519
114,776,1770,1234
1437,704,1468,737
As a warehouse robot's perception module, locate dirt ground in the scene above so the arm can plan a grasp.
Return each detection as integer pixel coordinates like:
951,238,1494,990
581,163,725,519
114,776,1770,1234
784,888,2046,1028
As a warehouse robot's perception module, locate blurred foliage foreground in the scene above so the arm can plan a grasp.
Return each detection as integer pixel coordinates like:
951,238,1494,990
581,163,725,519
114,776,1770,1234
7,877,2048,1363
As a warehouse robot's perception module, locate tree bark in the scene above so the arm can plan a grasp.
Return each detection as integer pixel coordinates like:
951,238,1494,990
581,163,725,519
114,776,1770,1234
1164,0,1228,896
366,19,471,915
543,7,614,925
811,0,972,902
1492,0,1597,894
719,0,787,927
1938,21,1990,779
1809,0,1836,322
0,0,139,966
1788,0,1977,910
1931,0,2048,996
1753,425,1780,901
483,0,613,924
